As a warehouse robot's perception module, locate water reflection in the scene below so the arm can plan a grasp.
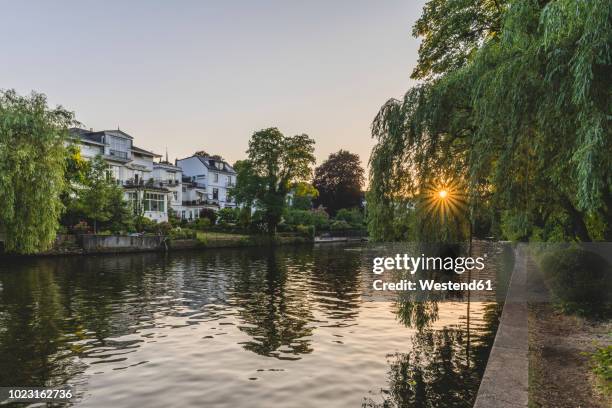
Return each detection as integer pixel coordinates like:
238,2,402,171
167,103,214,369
0,244,507,407
363,302,502,408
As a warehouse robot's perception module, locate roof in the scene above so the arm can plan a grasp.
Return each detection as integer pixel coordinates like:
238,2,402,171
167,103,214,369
69,127,162,158
154,161,181,170
69,128,105,145
189,155,236,174
132,145,161,157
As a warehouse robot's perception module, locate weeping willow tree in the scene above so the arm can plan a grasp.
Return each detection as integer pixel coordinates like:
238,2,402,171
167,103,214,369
368,0,611,242
0,90,74,253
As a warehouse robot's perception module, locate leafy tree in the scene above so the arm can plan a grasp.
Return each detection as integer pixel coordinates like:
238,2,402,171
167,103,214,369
217,207,238,225
232,128,315,234
313,150,365,215
289,181,318,210
368,0,611,242
74,156,117,233
0,90,74,253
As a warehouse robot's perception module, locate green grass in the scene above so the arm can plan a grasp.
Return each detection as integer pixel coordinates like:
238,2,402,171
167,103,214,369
195,231,249,240
589,345,612,396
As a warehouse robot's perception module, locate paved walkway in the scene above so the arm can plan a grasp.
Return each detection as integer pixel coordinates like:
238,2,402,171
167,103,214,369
473,244,528,408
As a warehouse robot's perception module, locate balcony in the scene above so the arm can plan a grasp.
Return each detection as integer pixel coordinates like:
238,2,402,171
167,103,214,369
181,199,220,207
109,149,129,160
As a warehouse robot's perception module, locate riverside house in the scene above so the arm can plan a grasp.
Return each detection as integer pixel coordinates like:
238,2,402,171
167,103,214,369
70,128,237,223
177,155,237,220
70,128,171,222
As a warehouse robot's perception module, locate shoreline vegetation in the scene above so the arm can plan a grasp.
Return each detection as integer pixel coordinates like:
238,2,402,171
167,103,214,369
0,230,368,258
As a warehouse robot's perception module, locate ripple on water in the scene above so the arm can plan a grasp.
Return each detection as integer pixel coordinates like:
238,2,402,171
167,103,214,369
0,243,506,408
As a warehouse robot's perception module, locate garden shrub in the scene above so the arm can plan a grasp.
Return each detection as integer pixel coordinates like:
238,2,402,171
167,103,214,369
330,220,351,231
155,221,173,235
199,208,217,225
334,208,364,227
540,247,611,316
296,224,314,239
283,208,330,230
193,217,211,230
169,228,197,240
217,207,238,225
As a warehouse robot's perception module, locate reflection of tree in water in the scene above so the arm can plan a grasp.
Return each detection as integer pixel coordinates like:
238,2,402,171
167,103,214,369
310,244,362,320
0,260,86,387
0,253,178,387
229,247,315,358
395,300,439,332
364,302,502,408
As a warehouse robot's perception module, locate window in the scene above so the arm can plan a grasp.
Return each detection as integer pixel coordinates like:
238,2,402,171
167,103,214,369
127,192,139,214
213,188,219,200
213,172,218,183
109,136,130,159
172,191,178,202
144,192,165,212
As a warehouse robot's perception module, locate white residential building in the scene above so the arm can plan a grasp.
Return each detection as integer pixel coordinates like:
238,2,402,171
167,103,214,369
152,161,183,215
177,155,237,212
69,128,170,223
70,129,239,223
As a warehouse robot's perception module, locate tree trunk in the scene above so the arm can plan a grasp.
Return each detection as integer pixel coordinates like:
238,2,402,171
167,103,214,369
602,189,612,241
560,196,591,242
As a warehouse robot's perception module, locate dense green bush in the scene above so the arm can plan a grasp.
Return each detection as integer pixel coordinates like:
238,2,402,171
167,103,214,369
334,208,364,228
199,208,217,225
540,247,611,316
193,217,211,230
295,224,315,239
330,220,351,231
169,228,197,240
135,215,156,233
217,207,239,225
155,221,173,235
283,208,330,229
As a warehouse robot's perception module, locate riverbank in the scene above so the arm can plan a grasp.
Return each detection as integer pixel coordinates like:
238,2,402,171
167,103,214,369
0,232,314,257
529,303,611,408
474,245,528,408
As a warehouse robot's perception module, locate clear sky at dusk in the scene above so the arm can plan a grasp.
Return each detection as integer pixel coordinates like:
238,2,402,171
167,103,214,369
1,0,425,168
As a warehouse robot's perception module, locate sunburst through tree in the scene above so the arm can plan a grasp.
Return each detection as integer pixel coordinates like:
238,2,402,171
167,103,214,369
418,179,469,241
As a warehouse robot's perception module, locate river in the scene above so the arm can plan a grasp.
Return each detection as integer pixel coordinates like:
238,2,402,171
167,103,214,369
0,242,510,407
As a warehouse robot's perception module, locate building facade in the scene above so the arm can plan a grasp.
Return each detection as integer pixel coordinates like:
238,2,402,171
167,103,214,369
177,155,237,211
70,128,237,224
70,128,170,222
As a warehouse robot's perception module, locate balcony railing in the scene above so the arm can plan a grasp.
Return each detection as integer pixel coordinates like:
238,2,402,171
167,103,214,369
109,149,129,159
181,199,220,207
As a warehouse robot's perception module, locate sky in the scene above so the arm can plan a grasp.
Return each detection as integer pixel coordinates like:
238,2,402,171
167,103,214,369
1,0,425,169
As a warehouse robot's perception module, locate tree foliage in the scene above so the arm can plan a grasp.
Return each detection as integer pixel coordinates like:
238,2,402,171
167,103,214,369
71,155,131,233
0,90,74,253
368,0,611,242
313,150,365,215
232,128,315,234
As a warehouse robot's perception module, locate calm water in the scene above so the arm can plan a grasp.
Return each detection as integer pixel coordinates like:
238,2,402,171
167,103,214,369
0,243,507,407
